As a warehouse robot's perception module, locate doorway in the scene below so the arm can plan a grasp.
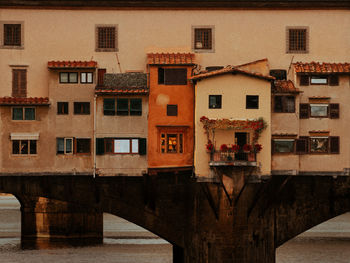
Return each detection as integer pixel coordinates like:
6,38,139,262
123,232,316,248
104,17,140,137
235,132,248,161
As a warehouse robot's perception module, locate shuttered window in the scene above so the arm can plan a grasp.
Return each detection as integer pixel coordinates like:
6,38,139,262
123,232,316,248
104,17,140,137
329,75,339,86
329,104,340,119
274,96,295,113
299,75,309,86
330,136,340,154
96,138,105,155
167,104,178,116
12,69,27,97
97,69,106,86
295,136,309,154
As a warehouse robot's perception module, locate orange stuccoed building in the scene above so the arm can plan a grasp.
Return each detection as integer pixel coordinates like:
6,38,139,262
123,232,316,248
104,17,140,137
147,53,195,175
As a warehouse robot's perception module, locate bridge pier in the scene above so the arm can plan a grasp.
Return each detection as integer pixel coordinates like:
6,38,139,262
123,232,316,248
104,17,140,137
19,196,103,248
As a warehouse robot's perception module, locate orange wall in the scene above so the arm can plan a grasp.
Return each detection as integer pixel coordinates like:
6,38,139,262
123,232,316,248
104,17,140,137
147,65,194,168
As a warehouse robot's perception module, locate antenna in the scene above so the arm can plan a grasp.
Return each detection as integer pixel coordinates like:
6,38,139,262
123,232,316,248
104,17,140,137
116,53,122,73
287,55,294,75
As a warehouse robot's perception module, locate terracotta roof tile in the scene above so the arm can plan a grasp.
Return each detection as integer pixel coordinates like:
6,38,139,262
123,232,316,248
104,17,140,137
293,62,350,74
0,97,50,105
190,66,275,81
147,53,195,65
48,61,97,69
95,87,149,95
272,80,301,94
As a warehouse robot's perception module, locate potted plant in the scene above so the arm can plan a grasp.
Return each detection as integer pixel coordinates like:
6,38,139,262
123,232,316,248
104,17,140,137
254,144,262,153
206,140,214,153
243,144,252,153
231,144,240,154
220,144,228,152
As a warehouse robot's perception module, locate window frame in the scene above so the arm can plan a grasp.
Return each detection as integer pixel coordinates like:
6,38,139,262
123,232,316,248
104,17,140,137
273,95,295,113
12,107,35,120
192,25,215,53
75,138,91,154
80,72,94,84
57,102,69,115
286,26,309,54
160,132,184,154
167,104,178,116
95,24,118,52
74,102,90,115
12,139,37,155
1,21,24,49
310,103,328,118
246,95,259,109
272,139,295,154
310,136,329,154
158,68,188,85
209,95,222,109
59,72,78,84
310,75,328,85
12,68,27,97
56,137,73,155
104,138,141,155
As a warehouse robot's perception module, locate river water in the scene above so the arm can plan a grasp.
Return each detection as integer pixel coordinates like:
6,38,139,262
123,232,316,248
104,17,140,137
0,195,350,262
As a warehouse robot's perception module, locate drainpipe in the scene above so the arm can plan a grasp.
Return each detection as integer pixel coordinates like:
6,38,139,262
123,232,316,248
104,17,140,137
93,94,97,178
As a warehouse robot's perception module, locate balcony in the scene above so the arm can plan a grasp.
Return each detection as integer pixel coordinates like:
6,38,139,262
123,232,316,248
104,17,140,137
209,151,257,167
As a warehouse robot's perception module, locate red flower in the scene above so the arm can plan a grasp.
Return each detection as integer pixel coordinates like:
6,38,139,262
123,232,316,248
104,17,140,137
254,144,262,153
200,116,209,122
220,144,228,152
231,144,240,153
206,143,214,151
243,144,252,152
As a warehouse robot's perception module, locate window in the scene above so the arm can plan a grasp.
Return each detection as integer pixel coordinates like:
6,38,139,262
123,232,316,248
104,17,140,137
193,26,214,52
299,75,339,86
167,104,178,116
57,102,68,115
1,22,23,48
246,95,259,109
104,98,142,116
96,25,118,52
310,137,328,153
286,27,308,53
272,139,295,153
270,70,287,80
74,102,90,115
300,103,339,119
160,133,183,154
296,136,339,154
158,68,187,85
209,95,222,109
12,69,26,97
310,104,328,117
80,72,93,84
97,69,106,86
12,140,36,155
99,138,145,155
59,72,78,83
76,138,91,154
12,107,35,120
274,96,295,113
56,138,73,154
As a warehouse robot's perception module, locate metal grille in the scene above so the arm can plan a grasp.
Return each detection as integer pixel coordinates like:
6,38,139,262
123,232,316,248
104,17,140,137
98,27,115,49
4,24,21,46
288,29,307,52
194,28,212,49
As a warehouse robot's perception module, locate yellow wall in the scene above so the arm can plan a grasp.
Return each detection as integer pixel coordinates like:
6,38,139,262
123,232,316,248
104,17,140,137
194,74,271,177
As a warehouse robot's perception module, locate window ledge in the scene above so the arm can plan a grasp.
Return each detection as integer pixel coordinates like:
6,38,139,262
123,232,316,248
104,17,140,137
1,45,24,50
95,48,118,52
209,160,257,167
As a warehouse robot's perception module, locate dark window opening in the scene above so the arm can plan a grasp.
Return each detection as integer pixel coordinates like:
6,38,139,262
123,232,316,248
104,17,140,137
209,95,222,109
287,28,308,53
274,96,295,113
270,70,287,80
246,95,259,109
130,99,142,116
4,24,21,46
12,140,36,155
57,102,68,115
116,98,129,116
158,68,187,85
194,28,212,50
167,104,178,116
97,27,116,49
76,138,91,154
74,102,90,115
103,98,115,115
12,107,35,120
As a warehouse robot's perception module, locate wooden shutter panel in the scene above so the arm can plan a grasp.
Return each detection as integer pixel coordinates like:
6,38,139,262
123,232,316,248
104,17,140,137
12,69,27,97
299,104,309,119
164,69,187,85
97,69,106,86
330,103,339,119
299,75,309,86
330,136,340,154
296,136,309,154
96,138,105,155
329,75,339,86
139,138,147,155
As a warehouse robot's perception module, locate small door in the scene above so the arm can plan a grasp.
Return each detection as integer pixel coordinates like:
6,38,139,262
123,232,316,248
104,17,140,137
235,132,248,161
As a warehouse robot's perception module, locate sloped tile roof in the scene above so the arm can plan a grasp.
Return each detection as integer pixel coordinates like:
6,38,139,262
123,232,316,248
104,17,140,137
293,62,350,74
48,61,97,69
190,66,275,81
147,53,195,65
95,87,149,95
272,80,301,94
0,97,50,105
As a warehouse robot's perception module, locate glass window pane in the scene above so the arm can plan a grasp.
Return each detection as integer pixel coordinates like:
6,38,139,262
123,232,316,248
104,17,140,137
117,99,129,116
12,108,23,120
131,139,139,153
21,140,28,154
179,134,183,153
167,134,177,153
105,139,113,153
104,99,115,115
310,137,328,153
130,99,142,116
24,108,35,120
69,73,78,83
114,139,130,153
273,140,294,153
285,96,295,112
76,139,90,153
57,138,64,154
12,140,20,154
81,73,86,83
29,140,36,154
60,73,68,83
311,76,327,84
87,73,93,83
66,138,73,153
310,104,328,117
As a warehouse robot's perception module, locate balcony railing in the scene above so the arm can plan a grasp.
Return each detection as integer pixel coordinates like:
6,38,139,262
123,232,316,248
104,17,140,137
209,151,257,167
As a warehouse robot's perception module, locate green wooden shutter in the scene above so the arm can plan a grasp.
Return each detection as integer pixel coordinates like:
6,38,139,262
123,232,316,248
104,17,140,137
139,138,147,155
96,138,105,155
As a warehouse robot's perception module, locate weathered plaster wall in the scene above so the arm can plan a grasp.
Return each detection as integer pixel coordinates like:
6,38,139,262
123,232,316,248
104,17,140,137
194,74,271,177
